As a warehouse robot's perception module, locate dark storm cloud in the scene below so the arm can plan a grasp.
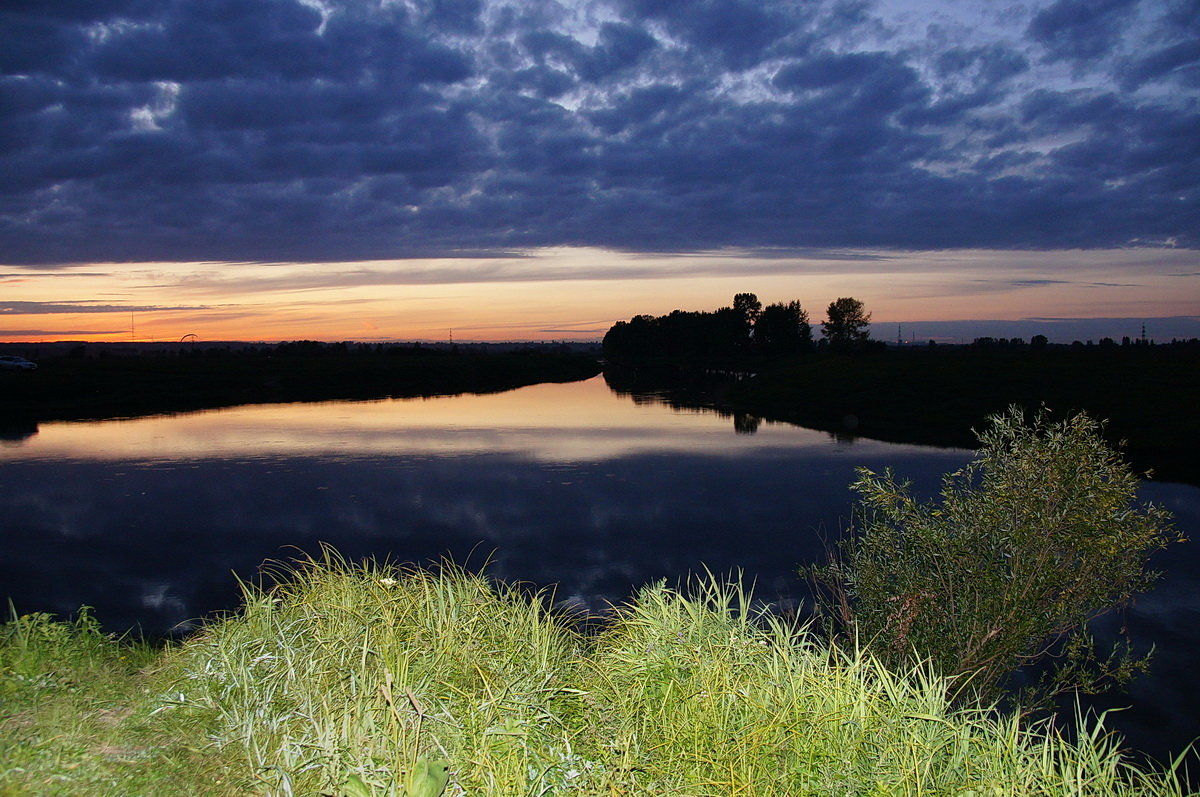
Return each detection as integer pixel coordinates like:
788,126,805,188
615,0,800,69
1119,0,1200,89
1027,0,1139,64
0,0,1196,266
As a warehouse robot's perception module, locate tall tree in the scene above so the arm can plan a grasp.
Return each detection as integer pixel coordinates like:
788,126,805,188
822,297,872,349
732,293,762,325
754,301,812,355
719,293,762,353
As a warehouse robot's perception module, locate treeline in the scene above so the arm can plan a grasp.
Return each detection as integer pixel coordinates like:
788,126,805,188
0,345,602,426
603,293,875,362
13,339,598,361
962,335,1199,350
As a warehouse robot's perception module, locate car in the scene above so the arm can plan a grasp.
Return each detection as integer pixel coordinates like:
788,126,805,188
0,355,37,370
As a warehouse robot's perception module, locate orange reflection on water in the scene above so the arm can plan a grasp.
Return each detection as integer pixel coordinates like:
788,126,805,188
5,376,841,464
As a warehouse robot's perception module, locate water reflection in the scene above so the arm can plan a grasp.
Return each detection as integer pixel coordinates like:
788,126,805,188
0,375,1196,764
734,413,762,435
1079,481,1200,767
0,420,37,445
0,377,968,631
3,378,866,463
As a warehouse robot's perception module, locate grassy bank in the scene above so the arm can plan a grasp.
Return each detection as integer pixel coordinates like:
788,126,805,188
0,346,601,426
725,346,1200,484
2,553,1192,795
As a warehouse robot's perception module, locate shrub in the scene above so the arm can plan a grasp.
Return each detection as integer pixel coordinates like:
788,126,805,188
814,406,1181,704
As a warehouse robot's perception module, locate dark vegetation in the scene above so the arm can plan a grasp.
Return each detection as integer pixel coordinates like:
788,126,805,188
604,294,1200,485
602,292,822,364
730,345,1200,484
0,341,601,425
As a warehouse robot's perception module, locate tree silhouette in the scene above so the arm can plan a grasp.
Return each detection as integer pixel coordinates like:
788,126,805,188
754,301,812,354
822,297,872,350
732,293,762,325
604,293,815,361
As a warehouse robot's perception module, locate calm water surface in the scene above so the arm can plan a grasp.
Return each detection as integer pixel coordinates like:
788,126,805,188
1,375,1197,762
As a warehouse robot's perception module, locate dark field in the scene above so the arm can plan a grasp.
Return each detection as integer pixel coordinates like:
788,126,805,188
727,346,1200,485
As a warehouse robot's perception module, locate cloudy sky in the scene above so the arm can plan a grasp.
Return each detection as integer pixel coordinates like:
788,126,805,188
1,0,1197,342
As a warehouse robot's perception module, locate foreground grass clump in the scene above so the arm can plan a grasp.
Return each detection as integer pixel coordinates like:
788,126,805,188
2,555,1194,795
155,552,584,795
583,578,1192,795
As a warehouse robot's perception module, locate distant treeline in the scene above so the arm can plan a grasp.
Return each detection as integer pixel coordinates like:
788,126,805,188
604,293,878,362
965,335,1200,349
601,296,1200,483
0,342,602,426
604,294,1199,363
3,339,598,361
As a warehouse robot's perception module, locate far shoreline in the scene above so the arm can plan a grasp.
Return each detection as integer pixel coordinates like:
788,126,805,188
0,341,602,427
604,343,1200,487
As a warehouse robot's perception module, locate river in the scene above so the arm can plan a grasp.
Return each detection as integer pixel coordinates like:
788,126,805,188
1,374,1196,764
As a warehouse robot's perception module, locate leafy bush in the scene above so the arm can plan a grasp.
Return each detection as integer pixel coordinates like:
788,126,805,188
814,406,1181,704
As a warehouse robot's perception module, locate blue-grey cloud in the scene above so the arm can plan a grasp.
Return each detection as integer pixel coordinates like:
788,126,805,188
0,0,1196,266
1,301,210,314
1121,39,1200,89
992,278,1144,288
1002,279,1074,286
1027,0,1139,64
0,328,125,337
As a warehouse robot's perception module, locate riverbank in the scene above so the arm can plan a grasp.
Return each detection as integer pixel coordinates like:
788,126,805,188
0,344,602,426
716,346,1199,485
1,554,1191,795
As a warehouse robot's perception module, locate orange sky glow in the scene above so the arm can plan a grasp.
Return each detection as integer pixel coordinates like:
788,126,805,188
2,246,1197,344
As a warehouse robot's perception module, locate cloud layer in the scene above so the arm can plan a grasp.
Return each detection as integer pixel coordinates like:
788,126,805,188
1,0,1197,266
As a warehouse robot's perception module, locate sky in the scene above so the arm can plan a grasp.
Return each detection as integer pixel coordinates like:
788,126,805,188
1,0,1198,343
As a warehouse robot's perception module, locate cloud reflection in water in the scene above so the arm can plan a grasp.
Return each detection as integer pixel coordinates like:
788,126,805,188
0,377,970,634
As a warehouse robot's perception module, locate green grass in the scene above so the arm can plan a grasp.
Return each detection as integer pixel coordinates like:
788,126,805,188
2,553,1194,795
0,606,243,795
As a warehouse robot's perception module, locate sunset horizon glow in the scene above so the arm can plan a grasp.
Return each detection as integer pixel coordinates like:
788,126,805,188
3,246,1197,346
